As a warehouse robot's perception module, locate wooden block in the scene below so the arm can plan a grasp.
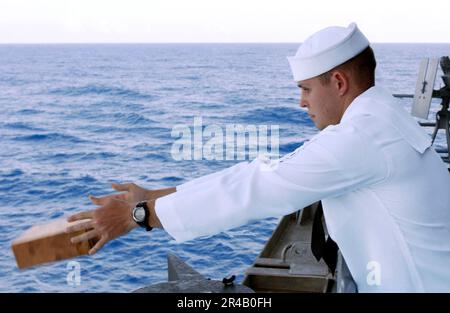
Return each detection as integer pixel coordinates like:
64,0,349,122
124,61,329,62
11,218,98,269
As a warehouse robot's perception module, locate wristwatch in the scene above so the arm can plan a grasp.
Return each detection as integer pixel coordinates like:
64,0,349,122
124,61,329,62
132,201,153,231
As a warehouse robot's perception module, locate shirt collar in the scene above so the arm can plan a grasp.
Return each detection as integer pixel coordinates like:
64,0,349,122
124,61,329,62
340,85,432,153
341,86,384,123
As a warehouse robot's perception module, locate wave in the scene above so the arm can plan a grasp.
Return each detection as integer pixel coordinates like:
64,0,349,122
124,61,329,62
3,122,45,131
12,132,88,144
178,75,201,81
111,112,156,125
159,176,184,183
49,151,118,161
15,109,43,115
1,169,24,177
172,65,217,70
143,153,169,162
48,84,158,101
235,106,311,125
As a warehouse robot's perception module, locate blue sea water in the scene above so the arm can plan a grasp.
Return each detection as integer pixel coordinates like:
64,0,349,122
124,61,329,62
0,43,449,292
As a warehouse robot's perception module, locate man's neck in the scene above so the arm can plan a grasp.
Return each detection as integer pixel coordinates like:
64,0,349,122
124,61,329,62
339,84,373,122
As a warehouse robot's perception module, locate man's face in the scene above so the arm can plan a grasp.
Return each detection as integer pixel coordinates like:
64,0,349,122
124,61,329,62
298,76,343,130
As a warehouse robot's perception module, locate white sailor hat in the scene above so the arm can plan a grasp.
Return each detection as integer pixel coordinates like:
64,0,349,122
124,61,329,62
287,23,370,82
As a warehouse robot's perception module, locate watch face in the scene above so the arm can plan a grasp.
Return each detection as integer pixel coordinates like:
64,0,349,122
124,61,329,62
133,207,145,223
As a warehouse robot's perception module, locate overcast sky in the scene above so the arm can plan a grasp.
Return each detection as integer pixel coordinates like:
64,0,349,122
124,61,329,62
0,0,449,43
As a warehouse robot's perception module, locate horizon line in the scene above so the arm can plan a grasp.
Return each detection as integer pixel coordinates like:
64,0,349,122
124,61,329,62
0,41,449,45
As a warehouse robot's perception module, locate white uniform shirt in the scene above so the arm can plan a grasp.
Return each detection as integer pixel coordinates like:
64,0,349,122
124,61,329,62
156,86,450,292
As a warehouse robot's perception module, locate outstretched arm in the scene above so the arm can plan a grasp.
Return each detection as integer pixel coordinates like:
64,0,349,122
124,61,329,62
67,126,386,253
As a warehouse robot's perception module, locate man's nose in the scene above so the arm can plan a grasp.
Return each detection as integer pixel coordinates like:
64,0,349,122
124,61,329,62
300,97,308,108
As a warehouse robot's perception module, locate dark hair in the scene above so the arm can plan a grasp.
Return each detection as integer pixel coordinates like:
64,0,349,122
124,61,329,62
318,46,376,89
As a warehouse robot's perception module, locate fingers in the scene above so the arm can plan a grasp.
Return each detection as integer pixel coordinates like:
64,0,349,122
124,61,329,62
89,193,128,205
89,195,109,206
112,183,133,192
89,183,133,205
66,219,94,233
70,229,98,244
67,210,94,222
89,236,108,255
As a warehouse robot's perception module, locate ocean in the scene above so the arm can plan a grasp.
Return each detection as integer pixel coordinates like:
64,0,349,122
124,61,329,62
0,43,449,292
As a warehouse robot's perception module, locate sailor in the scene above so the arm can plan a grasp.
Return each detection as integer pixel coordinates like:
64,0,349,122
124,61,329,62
67,23,450,292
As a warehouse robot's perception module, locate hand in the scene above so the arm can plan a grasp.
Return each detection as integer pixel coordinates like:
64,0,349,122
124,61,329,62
66,198,138,255
88,183,175,206
88,183,148,206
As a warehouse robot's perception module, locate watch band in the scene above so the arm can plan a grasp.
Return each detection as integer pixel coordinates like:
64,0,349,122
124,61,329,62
136,201,153,232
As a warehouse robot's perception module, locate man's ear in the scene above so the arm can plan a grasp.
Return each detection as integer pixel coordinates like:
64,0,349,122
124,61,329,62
331,70,349,96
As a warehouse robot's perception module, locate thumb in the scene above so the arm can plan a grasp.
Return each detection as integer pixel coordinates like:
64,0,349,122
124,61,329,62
111,183,132,192
89,195,102,205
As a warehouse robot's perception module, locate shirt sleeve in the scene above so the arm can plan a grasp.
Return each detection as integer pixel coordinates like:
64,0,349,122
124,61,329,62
156,125,388,242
